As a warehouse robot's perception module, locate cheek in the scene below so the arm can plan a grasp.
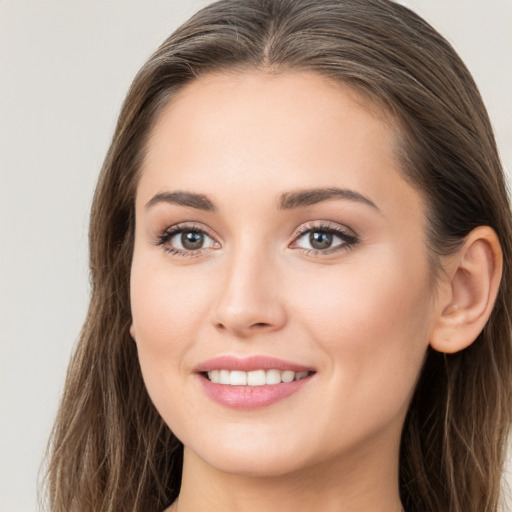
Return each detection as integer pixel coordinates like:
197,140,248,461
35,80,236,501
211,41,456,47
289,249,432,405
129,260,219,439
131,255,211,343
129,254,215,404
293,253,429,338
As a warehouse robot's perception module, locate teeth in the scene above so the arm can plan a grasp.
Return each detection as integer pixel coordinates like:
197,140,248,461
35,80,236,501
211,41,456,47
266,369,281,385
281,370,295,383
220,370,230,384
229,371,247,386
206,369,310,386
247,370,266,386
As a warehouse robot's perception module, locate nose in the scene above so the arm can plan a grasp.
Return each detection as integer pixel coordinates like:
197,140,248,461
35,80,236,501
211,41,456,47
211,247,287,338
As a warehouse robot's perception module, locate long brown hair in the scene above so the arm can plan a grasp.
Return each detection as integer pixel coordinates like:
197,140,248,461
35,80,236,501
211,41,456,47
43,1,512,511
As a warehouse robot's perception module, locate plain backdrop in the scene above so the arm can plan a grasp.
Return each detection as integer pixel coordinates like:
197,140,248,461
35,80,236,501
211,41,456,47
1,1,511,511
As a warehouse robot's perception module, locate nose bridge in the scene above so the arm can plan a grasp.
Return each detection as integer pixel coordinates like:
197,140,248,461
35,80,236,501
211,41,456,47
212,235,286,336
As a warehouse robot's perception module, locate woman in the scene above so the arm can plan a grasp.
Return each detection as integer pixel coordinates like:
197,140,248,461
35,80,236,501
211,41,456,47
43,1,512,511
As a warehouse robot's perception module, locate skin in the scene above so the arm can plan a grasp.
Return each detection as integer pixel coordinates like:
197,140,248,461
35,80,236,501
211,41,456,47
129,71,451,512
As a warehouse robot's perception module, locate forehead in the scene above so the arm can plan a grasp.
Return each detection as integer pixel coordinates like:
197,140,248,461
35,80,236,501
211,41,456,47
146,70,395,161
137,70,423,223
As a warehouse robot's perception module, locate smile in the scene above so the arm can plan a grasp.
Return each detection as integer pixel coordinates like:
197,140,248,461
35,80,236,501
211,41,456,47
206,369,310,386
196,356,315,409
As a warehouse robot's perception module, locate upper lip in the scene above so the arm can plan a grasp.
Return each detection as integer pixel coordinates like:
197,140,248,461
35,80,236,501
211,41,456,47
195,355,314,373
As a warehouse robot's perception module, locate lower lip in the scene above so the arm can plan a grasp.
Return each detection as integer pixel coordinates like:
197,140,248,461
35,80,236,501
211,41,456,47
199,375,313,410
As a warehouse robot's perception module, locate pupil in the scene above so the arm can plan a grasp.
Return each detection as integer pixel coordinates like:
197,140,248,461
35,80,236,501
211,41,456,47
310,231,332,250
181,231,204,250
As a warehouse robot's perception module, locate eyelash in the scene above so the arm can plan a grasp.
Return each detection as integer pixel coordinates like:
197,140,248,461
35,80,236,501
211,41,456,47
290,222,359,256
156,223,217,258
156,221,359,258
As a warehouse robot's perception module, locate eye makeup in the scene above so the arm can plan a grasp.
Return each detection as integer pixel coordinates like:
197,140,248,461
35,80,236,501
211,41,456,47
154,219,359,259
156,222,220,258
290,221,359,256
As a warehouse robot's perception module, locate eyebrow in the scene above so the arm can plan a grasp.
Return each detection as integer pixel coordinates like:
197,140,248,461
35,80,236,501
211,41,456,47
145,187,379,212
278,187,379,211
145,191,216,211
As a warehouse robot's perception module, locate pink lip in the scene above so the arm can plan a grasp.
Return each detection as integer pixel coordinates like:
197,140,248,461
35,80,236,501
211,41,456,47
195,355,313,373
195,356,315,410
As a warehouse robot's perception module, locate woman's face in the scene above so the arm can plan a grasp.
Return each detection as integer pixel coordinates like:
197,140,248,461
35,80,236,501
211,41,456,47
130,71,439,477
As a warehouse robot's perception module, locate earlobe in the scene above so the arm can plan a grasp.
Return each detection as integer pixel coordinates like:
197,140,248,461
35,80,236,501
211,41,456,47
430,226,502,354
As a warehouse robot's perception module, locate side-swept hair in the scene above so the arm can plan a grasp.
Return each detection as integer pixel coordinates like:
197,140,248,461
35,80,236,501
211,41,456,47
43,1,512,511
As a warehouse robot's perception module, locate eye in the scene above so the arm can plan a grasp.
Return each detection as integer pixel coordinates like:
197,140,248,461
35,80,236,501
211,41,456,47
171,230,214,251
157,224,219,257
291,222,359,254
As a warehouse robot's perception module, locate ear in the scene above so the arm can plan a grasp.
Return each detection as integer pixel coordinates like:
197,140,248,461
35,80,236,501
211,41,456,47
430,226,503,354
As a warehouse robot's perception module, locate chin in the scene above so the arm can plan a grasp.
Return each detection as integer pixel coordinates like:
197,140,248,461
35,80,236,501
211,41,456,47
176,423,319,478
191,443,312,478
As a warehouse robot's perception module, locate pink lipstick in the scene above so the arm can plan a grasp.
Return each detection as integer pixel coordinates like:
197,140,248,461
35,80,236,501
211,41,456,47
196,356,315,409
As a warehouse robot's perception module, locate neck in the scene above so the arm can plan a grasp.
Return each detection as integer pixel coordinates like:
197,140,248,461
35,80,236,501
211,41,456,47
171,435,403,512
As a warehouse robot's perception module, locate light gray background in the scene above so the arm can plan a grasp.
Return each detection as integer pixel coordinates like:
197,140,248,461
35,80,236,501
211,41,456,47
1,1,511,511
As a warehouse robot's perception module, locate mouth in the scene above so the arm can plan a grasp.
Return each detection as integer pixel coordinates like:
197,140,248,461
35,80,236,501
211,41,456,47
203,369,312,386
196,356,316,409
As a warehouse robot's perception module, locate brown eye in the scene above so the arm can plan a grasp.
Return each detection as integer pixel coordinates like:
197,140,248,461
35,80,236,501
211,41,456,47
158,226,217,254
292,224,359,254
181,231,204,250
309,231,332,250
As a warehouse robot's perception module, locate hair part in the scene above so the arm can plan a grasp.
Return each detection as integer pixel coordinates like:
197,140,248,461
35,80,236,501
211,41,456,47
43,1,512,511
